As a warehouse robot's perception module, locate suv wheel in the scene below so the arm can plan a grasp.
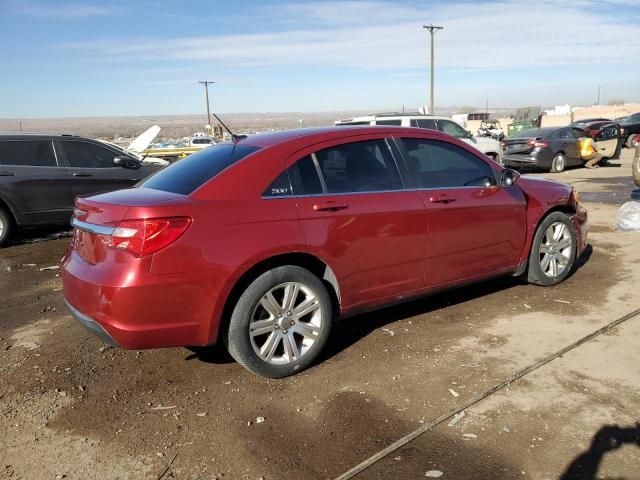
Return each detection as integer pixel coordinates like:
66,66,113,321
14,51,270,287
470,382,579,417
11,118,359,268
226,265,332,378
527,212,577,286
550,153,566,173
0,207,12,247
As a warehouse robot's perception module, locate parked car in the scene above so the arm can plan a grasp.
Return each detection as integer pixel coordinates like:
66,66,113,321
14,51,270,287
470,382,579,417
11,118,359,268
620,113,640,148
335,113,503,163
0,134,163,246
569,118,612,137
62,126,588,378
502,126,587,172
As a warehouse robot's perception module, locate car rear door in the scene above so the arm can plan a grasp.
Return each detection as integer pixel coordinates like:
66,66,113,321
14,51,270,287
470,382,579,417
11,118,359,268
0,139,73,224
553,128,581,164
395,136,527,287
56,139,147,198
289,135,428,309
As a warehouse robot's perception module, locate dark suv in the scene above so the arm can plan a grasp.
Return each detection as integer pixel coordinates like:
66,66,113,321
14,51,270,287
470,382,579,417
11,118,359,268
0,134,161,246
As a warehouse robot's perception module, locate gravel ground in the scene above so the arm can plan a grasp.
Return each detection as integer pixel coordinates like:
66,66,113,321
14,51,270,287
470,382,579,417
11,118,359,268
1,149,639,480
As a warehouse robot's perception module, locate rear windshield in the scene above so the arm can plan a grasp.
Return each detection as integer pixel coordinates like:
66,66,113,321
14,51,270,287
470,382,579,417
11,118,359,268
140,144,261,195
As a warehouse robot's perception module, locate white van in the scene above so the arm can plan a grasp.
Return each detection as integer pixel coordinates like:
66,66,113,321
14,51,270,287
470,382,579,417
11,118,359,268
335,113,503,163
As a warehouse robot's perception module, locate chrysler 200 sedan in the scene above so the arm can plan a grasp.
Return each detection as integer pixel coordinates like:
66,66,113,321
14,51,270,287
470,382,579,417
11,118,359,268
62,127,588,378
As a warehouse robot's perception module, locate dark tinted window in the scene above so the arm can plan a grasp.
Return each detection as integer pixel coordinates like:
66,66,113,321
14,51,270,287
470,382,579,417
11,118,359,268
552,129,574,140
375,120,401,126
437,120,467,138
289,155,323,195
335,121,371,126
314,139,402,193
599,125,619,141
0,140,57,167
60,141,117,168
192,138,212,144
410,119,437,129
263,170,293,197
399,138,496,188
141,144,261,195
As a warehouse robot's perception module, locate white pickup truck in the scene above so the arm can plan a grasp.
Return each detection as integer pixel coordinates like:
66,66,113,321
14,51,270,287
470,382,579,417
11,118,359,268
335,113,503,163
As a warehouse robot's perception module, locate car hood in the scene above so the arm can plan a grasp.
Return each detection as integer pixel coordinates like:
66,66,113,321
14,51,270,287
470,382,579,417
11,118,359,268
467,136,501,153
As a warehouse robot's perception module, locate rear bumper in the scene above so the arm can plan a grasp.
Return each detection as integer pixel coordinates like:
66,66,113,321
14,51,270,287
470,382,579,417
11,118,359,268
65,299,119,347
62,250,226,349
503,151,553,169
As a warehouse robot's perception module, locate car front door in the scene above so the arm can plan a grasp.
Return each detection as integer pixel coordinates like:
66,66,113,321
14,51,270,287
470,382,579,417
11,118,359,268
592,125,620,158
395,136,527,287
56,140,147,198
0,139,73,224
289,136,428,309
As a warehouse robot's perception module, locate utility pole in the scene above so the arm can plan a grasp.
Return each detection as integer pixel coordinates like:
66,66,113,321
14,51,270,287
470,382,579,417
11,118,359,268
198,80,215,128
423,24,443,115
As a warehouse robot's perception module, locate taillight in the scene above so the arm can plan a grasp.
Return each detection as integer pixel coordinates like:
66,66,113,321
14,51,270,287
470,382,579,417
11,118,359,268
527,139,549,148
108,217,192,257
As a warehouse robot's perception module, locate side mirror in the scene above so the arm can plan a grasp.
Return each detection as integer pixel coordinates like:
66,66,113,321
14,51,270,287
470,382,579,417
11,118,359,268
501,168,518,186
113,156,141,169
466,130,475,139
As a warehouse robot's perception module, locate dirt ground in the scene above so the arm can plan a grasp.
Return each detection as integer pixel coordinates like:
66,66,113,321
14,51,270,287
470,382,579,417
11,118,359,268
1,150,640,480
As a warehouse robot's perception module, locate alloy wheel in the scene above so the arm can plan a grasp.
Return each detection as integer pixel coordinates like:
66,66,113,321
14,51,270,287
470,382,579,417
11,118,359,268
539,221,573,278
249,282,323,365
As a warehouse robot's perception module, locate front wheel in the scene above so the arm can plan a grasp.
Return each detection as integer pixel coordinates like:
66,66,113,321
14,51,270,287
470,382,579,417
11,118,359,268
526,212,577,286
550,153,566,173
626,134,638,148
226,265,332,378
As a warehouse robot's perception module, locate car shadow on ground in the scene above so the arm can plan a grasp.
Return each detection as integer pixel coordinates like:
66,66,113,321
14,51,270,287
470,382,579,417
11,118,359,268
560,422,640,480
187,245,593,366
6,225,71,247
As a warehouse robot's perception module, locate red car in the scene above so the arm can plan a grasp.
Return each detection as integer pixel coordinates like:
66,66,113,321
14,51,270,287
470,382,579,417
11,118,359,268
62,127,588,378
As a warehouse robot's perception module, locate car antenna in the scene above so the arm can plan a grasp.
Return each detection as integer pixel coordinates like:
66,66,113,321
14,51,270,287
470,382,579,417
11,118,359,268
212,113,247,143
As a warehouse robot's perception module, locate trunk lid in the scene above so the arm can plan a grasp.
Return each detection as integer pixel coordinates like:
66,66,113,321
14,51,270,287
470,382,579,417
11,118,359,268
503,137,540,155
72,188,186,265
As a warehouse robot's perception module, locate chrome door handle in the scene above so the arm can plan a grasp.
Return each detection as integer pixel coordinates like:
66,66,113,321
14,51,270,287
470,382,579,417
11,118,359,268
313,201,349,211
429,195,456,204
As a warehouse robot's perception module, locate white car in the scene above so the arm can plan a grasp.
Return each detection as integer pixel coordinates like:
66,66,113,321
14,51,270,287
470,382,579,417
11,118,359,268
335,113,503,163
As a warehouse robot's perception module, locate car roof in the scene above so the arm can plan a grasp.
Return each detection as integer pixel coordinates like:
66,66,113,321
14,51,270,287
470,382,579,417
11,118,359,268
227,125,449,149
336,113,453,123
0,133,85,140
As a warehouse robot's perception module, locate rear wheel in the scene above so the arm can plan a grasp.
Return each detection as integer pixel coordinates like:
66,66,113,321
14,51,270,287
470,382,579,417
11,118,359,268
550,153,566,173
627,134,638,148
0,207,13,247
226,265,332,378
526,212,577,286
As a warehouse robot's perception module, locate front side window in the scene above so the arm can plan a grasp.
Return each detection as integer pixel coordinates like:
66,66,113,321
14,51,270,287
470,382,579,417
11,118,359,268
437,120,468,139
410,119,437,130
59,141,118,168
398,138,497,188
0,140,57,167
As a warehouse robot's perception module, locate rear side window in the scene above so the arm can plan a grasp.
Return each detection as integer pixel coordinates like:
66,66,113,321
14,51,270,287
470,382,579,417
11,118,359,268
0,140,57,167
374,120,401,126
410,119,437,129
141,144,261,195
317,140,401,193
399,138,496,188
553,129,574,140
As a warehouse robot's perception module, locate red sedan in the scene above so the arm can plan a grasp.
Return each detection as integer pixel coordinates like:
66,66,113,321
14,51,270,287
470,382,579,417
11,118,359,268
62,127,588,378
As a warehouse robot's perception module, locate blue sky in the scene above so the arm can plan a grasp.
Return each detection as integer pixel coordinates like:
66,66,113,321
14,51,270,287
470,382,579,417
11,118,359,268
1,0,639,118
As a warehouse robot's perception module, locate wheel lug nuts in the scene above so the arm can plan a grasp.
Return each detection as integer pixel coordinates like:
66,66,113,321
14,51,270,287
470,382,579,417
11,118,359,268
277,313,282,317
275,325,279,329
290,321,295,326
283,329,288,334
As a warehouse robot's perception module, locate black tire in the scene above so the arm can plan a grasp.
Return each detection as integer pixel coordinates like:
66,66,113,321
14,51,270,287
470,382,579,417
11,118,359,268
626,134,638,148
226,265,332,378
526,212,577,286
0,207,13,247
550,153,566,173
